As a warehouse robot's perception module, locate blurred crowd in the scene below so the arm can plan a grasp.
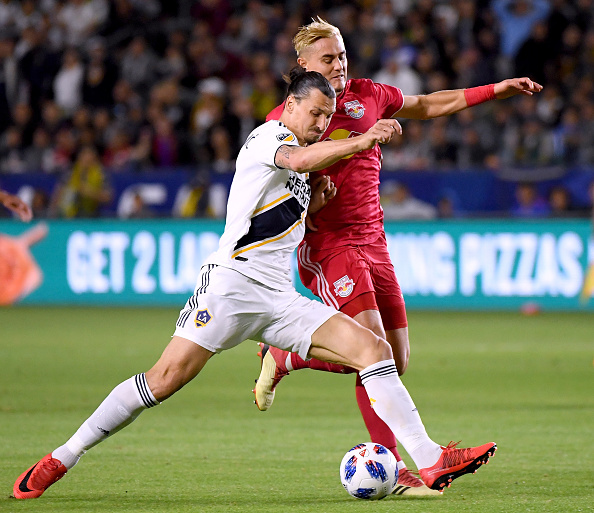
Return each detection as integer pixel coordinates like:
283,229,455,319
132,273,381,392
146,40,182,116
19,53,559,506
0,0,593,219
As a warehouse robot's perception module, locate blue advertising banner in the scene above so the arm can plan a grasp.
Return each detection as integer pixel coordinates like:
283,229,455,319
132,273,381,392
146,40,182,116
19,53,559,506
1,219,593,310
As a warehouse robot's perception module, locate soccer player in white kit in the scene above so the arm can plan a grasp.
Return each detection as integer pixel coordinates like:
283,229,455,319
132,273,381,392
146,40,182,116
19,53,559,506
13,69,495,500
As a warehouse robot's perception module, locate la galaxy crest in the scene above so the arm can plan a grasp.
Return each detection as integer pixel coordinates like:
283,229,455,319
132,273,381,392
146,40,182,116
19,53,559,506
344,100,365,119
195,309,212,328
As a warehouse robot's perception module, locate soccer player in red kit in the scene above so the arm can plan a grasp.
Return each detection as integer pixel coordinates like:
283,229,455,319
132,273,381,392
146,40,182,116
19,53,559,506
253,18,542,495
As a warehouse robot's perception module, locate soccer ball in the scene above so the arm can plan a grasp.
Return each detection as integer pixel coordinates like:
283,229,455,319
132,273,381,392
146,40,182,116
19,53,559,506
339,442,398,500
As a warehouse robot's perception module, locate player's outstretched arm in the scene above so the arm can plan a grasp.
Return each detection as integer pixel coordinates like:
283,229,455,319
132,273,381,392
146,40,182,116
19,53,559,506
0,189,32,222
275,119,402,173
398,77,543,120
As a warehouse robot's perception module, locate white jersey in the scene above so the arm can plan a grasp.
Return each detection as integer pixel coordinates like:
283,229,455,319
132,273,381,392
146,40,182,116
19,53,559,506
206,120,310,290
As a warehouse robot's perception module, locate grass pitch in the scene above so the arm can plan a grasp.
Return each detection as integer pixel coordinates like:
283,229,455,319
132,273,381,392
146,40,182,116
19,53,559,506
1,307,593,513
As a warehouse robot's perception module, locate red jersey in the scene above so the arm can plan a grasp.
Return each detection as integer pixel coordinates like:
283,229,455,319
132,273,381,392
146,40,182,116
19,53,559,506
267,78,403,249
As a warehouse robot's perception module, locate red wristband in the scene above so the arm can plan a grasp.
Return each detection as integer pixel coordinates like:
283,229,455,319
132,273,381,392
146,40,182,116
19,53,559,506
464,84,496,107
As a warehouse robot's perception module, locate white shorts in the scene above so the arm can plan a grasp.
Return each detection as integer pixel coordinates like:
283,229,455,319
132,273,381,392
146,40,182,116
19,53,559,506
173,265,338,360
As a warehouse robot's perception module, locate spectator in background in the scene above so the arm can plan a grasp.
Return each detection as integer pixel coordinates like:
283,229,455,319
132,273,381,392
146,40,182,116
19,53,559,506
221,94,257,158
515,116,556,166
24,127,54,172
150,115,178,167
49,126,77,174
493,0,550,74
381,181,437,220
511,182,550,217
111,79,142,126
0,126,26,173
397,120,432,170
156,44,187,81
548,184,574,217
102,128,133,171
0,32,20,135
373,53,423,96
190,0,232,38
428,118,457,169
0,1,18,32
535,84,564,127
553,105,583,165
173,174,212,219
514,21,552,86
16,25,60,115
50,144,111,218
40,100,63,138
82,37,118,109
53,48,84,116
57,0,108,47
30,187,49,218
119,36,156,91
13,0,42,33
189,77,226,160
207,125,234,174
11,102,34,147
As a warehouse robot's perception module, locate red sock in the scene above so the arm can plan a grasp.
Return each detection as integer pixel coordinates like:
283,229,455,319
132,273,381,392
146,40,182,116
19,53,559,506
289,354,356,374
355,374,402,463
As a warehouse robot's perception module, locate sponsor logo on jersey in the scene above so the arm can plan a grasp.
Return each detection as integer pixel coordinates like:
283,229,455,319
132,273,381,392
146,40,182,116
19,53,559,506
276,132,295,142
324,129,363,159
195,309,212,327
344,100,365,119
333,275,355,297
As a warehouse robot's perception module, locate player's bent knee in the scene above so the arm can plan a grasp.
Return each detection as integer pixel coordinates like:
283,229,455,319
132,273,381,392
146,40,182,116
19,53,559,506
359,334,393,368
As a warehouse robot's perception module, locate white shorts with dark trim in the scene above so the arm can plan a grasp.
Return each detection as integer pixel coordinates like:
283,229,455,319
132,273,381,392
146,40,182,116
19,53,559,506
173,265,338,360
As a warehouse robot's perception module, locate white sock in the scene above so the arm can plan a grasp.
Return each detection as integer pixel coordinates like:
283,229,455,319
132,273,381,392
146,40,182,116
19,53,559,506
52,374,159,469
359,359,442,470
285,353,293,372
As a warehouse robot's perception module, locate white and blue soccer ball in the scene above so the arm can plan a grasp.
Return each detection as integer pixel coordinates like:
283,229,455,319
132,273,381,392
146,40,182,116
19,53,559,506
339,442,398,500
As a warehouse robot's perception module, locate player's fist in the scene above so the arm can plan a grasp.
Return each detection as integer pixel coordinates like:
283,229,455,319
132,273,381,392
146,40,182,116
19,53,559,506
362,119,402,148
308,174,336,215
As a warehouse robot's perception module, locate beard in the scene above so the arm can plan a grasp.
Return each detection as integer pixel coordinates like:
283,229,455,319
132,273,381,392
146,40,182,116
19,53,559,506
304,132,323,145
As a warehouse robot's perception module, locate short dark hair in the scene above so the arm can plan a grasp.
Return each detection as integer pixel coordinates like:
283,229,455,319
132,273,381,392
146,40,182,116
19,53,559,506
284,66,336,102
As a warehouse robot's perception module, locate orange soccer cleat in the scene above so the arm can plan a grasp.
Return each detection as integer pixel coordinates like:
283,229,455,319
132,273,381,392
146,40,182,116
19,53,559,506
419,441,497,491
252,343,290,411
13,453,67,499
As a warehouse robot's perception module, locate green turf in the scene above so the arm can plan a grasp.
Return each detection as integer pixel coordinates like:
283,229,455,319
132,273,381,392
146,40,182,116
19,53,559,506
1,307,593,512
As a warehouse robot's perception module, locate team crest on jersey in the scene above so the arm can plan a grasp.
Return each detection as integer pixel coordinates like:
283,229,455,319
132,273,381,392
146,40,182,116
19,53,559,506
334,275,355,298
344,100,365,119
195,309,212,328
276,132,295,142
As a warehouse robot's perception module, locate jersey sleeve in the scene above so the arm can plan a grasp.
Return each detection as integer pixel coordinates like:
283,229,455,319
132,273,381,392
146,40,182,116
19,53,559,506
249,122,300,170
371,81,404,119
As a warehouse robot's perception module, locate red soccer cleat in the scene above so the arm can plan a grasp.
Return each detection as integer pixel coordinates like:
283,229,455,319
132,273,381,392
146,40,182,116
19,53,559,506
13,453,67,499
419,441,497,491
252,343,290,411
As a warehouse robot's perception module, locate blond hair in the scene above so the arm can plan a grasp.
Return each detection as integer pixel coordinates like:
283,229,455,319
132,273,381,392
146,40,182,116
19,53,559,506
293,17,342,56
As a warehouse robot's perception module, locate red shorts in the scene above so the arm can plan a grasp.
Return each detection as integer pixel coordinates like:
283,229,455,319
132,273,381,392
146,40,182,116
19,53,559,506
297,233,407,330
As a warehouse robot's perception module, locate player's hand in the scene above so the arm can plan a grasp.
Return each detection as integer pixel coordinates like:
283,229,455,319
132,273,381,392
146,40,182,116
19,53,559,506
494,77,543,100
362,119,402,149
0,191,33,222
308,174,336,217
